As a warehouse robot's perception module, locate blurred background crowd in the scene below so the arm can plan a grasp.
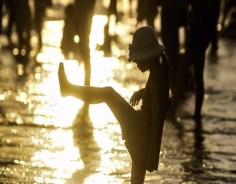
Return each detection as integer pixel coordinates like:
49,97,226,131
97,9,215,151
0,0,236,125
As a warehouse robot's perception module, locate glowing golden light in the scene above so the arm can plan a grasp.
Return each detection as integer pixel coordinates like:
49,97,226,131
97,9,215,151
63,61,84,85
13,48,19,55
90,15,108,49
29,9,134,183
84,173,123,184
20,49,26,56
31,130,84,180
217,23,222,31
43,20,64,48
74,35,80,43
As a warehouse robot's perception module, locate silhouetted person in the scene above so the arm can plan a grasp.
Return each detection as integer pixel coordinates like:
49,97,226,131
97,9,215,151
5,0,32,64
174,0,221,120
61,1,96,85
34,0,52,50
60,3,76,59
137,0,158,27
160,0,188,92
99,0,117,56
58,26,171,183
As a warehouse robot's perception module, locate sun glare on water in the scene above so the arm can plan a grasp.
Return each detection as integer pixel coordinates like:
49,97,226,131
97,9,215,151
30,12,131,183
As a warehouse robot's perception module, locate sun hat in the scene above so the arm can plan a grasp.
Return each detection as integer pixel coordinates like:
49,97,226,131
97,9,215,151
128,26,165,62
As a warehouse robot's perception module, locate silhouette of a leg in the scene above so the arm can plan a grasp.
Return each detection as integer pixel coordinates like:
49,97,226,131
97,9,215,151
161,8,180,88
131,161,146,184
74,1,95,85
79,35,91,85
193,52,205,120
58,63,138,124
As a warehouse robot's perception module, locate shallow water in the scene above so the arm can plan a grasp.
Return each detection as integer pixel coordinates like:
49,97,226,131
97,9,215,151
1,1,236,184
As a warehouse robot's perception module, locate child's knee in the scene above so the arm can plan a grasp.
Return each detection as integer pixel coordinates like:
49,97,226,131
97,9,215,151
103,86,119,103
104,86,115,95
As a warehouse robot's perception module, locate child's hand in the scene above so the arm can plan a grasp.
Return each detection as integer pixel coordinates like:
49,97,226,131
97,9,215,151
129,89,144,106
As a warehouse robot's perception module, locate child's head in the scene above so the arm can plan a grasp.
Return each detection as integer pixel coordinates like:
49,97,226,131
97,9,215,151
128,26,165,63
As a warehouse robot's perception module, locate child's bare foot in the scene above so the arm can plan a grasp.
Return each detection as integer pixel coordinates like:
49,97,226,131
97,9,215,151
58,62,69,96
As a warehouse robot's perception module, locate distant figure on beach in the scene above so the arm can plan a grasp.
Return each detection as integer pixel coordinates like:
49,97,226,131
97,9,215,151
209,0,221,52
34,0,52,50
60,1,96,85
174,0,221,120
5,0,32,64
136,0,159,27
160,0,188,96
99,0,117,56
58,26,171,183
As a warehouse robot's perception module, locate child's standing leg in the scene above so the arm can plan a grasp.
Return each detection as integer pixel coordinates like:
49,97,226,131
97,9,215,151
131,162,146,184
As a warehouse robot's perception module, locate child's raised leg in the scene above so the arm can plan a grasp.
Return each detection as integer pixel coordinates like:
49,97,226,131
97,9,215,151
58,62,138,123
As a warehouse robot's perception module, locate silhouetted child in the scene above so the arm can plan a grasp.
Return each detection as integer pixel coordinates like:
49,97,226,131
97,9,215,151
58,26,171,183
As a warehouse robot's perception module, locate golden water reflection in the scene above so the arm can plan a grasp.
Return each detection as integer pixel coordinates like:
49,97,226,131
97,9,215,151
31,13,134,183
